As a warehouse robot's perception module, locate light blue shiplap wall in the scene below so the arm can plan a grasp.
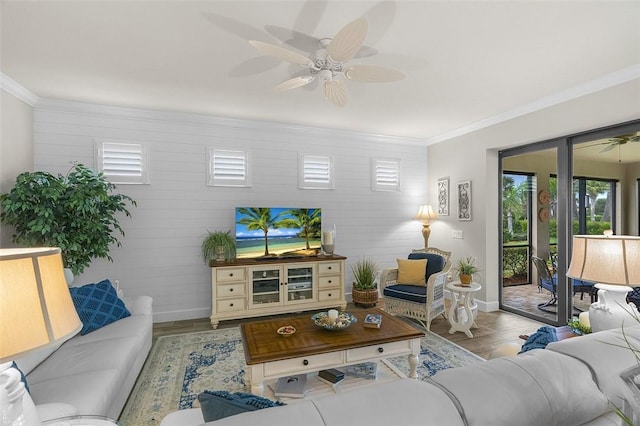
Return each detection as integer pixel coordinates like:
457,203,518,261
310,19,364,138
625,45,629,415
33,99,430,322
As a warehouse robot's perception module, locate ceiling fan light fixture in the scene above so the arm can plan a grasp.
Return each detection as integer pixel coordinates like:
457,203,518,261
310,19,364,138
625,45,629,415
318,69,333,82
247,16,403,106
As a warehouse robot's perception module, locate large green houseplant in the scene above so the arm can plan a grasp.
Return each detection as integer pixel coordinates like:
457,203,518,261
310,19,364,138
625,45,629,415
201,230,236,263
351,257,379,306
0,163,136,277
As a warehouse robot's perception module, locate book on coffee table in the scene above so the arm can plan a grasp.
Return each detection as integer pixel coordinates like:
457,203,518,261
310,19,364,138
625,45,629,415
363,313,382,328
274,374,307,398
318,368,344,383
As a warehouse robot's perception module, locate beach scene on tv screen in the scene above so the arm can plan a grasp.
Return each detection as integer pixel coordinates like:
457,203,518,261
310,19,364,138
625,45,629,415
235,207,322,258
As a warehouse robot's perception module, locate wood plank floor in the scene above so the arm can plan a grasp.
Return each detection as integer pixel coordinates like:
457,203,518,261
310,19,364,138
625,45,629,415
153,302,545,360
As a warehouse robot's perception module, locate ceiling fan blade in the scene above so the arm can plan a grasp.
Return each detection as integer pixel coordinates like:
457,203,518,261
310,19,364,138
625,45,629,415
248,40,314,67
327,18,368,62
609,134,640,144
574,141,608,150
273,76,315,92
344,65,405,83
600,143,618,153
264,26,320,53
324,80,347,107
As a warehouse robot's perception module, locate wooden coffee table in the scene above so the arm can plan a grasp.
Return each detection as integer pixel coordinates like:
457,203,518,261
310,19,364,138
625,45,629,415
240,308,424,395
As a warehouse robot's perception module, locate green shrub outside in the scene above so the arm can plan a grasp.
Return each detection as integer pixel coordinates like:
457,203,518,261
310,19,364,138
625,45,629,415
503,247,528,278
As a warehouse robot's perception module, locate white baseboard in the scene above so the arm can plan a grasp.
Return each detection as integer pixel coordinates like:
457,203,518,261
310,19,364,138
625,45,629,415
155,295,500,323
444,290,498,313
154,307,210,324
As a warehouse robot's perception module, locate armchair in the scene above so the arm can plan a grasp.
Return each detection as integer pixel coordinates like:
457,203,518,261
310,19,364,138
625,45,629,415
380,247,452,331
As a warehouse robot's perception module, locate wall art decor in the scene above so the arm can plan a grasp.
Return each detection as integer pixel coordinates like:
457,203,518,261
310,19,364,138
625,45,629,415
437,177,449,216
457,180,471,221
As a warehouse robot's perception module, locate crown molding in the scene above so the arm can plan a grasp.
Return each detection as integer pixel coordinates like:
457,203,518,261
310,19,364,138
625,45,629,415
0,73,39,106
425,64,640,145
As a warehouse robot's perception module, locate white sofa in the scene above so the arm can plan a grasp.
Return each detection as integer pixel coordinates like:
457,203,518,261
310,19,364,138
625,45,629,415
15,293,153,422
168,325,640,426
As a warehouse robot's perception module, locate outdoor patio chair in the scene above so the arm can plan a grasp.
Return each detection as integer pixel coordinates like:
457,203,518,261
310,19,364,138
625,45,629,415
532,256,596,314
532,256,558,313
380,247,451,331
549,252,595,302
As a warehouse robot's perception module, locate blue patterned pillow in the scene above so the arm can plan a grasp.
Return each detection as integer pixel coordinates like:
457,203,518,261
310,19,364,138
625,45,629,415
11,361,29,394
70,279,130,335
198,391,285,422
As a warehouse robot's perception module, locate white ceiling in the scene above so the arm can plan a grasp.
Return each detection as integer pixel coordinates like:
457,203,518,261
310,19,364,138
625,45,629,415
1,0,639,142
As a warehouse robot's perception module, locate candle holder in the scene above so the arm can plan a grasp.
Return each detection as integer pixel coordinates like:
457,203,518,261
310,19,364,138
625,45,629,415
321,225,336,256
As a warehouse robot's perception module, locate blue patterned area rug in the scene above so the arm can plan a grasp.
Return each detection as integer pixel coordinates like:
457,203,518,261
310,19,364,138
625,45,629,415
119,327,483,426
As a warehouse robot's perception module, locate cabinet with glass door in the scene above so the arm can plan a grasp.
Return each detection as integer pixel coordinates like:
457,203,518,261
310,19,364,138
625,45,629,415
209,256,346,329
248,264,315,308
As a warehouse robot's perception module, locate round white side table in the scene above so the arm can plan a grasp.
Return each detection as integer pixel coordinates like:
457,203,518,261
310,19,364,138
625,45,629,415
447,281,481,338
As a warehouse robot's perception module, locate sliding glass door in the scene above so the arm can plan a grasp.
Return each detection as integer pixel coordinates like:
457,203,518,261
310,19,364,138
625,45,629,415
499,119,640,326
500,143,564,324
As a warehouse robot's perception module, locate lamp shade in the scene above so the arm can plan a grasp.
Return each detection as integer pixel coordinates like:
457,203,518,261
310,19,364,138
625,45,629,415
415,205,437,222
0,248,82,362
567,235,640,286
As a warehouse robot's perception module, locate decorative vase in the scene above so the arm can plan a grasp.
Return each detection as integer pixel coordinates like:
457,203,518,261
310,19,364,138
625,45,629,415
352,287,378,306
589,283,635,333
459,274,472,286
63,268,74,286
322,226,336,256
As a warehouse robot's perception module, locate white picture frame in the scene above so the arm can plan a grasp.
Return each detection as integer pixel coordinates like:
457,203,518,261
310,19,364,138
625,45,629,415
457,180,471,221
437,177,449,216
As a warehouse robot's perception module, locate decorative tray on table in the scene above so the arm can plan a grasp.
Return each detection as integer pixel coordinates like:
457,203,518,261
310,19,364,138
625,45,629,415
311,311,357,331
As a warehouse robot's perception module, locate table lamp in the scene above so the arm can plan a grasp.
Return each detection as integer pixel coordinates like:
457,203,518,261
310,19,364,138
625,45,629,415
567,235,640,332
415,205,438,248
1,248,82,426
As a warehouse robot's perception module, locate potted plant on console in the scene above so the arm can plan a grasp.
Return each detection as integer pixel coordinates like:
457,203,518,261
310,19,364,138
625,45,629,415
0,163,136,283
455,256,479,286
351,258,379,306
202,230,236,264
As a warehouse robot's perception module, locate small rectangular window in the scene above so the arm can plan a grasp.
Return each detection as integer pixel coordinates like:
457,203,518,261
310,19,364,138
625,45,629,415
208,149,250,187
96,140,148,184
372,158,400,191
298,154,333,189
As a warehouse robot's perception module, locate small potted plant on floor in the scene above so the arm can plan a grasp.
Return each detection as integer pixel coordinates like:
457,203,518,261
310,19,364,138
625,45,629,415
351,258,379,306
202,230,236,263
455,256,479,286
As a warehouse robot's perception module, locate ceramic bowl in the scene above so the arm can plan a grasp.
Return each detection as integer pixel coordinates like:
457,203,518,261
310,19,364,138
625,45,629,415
277,325,296,337
311,311,357,331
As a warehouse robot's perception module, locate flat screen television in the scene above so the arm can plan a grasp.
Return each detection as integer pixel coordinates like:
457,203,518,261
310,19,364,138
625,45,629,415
235,207,322,259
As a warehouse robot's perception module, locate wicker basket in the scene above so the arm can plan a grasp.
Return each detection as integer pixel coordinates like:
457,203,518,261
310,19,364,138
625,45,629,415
352,288,378,306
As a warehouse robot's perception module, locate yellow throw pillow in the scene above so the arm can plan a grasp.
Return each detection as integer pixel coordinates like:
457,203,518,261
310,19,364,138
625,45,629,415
396,258,428,286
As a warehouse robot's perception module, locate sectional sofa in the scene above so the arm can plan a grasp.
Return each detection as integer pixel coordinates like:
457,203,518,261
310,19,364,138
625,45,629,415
168,325,640,426
15,288,153,422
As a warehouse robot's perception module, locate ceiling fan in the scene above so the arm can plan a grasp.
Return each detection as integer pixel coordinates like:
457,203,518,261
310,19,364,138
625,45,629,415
248,18,405,107
576,133,640,153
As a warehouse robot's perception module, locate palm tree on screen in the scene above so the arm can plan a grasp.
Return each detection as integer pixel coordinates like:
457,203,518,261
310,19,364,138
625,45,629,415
280,208,321,249
236,208,288,256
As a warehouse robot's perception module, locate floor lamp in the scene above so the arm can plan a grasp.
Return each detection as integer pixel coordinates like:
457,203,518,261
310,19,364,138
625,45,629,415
415,205,438,248
567,235,640,332
1,248,82,426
